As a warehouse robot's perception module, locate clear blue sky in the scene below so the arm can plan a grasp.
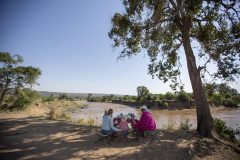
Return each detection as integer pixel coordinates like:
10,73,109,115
0,0,239,95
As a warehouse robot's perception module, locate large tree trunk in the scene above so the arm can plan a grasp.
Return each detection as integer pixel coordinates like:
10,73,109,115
0,89,6,107
182,30,213,137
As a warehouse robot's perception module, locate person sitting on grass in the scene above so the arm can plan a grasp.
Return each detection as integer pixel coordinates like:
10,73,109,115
134,105,156,140
118,115,129,138
101,109,121,135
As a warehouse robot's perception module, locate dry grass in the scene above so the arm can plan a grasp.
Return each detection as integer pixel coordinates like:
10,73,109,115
161,122,178,130
23,100,87,117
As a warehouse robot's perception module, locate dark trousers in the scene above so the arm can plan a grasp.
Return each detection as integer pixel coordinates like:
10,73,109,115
135,128,144,139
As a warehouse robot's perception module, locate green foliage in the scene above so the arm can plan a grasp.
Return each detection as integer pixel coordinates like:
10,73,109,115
223,98,238,107
205,83,239,107
0,52,41,107
43,94,55,102
137,86,150,102
210,93,223,106
213,118,237,142
176,91,190,102
87,93,92,101
164,92,176,100
179,119,193,131
162,102,168,107
109,1,240,88
58,93,68,100
4,88,39,110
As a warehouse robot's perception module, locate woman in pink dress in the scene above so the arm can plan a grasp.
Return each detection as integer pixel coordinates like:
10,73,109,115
134,105,156,139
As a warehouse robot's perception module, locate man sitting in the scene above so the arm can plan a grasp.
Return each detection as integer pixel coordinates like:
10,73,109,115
134,105,156,140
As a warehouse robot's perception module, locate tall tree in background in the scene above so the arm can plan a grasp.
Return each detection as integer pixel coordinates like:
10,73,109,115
109,0,240,136
136,86,150,101
0,52,41,107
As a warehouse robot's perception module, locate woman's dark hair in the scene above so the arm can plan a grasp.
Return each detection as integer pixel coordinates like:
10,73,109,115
107,109,113,115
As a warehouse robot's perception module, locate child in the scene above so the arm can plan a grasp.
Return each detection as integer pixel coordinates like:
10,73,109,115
119,115,129,138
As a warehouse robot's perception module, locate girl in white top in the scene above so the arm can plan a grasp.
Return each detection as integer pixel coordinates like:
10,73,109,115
101,109,120,135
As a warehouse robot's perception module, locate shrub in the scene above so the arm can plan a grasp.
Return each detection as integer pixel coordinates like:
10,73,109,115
164,92,176,100
213,118,237,142
210,93,223,106
176,91,189,102
162,102,169,107
179,119,193,130
12,89,39,110
43,94,54,102
223,98,238,107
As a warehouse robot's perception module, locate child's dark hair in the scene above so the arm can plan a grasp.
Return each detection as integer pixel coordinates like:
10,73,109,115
107,109,113,115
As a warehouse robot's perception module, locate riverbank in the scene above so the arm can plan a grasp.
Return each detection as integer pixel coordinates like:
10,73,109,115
0,112,240,160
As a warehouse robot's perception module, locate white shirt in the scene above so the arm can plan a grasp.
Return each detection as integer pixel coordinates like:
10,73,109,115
101,115,119,131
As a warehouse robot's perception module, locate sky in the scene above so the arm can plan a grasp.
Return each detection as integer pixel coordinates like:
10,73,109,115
0,0,239,95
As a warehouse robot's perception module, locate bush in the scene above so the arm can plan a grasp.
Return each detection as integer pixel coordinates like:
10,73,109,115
210,93,223,106
179,119,193,130
213,118,237,142
223,98,238,107
43,94,54,102
164,92,176,100
12,89,39,110
176,91,189,102
162,102,169,107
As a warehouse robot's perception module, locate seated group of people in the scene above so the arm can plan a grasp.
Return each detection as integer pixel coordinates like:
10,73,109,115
101,105,156,139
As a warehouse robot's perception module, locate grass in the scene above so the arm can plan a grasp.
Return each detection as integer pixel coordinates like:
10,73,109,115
179,119,193,131
49,108,71,121
161,122,177,130
76,118,97,127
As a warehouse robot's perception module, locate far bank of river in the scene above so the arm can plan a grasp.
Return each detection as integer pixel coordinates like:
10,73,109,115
70,101,240,130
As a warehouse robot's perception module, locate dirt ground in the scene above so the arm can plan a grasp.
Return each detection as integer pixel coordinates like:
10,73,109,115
0,112,240,160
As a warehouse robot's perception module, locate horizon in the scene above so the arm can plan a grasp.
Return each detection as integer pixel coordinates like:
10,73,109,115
1,0,240,95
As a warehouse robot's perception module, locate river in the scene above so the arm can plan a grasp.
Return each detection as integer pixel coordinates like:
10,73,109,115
70,101,240,130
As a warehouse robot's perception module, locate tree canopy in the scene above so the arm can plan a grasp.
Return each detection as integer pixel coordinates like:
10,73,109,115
109,0,240,136
109,0,240,89
0,52,41,106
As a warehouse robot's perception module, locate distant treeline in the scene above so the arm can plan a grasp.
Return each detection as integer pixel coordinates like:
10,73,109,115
38,91,122,100
87,84,240,108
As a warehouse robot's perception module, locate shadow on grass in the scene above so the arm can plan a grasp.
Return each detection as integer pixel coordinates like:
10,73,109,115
0,116,235,160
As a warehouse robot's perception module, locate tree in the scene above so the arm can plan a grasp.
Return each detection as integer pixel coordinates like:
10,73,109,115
87,93,92,101
58,93,69,100
11,88,39,110
109,0,240,136
136,86,150,101
0,53,41,107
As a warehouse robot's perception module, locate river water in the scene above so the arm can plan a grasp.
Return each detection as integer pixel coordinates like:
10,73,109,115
70,101,240,130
